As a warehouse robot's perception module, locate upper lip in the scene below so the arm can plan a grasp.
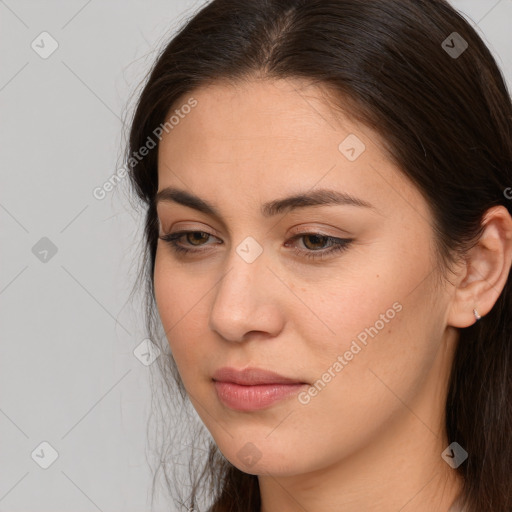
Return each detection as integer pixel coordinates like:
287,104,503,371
212,367,306,385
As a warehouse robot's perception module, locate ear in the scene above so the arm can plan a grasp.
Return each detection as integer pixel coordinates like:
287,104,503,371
448,205,512,328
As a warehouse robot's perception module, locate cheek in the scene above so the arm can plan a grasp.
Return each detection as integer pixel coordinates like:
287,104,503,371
153,251,207,373
296,270,404,360
297,237,439,394
273,270,442,465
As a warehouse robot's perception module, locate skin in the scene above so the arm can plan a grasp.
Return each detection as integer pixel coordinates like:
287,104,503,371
153,78,512,512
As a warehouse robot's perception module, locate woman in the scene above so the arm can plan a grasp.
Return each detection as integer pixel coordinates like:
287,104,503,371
125,0,512,510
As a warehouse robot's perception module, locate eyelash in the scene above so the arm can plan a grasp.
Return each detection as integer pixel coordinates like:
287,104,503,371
158,231,353,261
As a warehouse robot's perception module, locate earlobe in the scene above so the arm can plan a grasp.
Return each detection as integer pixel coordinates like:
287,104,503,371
447,205,512,329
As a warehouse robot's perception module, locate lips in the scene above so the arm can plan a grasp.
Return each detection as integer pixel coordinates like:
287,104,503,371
212,367,308,411
212,366,307,386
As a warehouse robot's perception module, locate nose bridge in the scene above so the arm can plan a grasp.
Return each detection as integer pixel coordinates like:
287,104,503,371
208,235,282,341
221,234,267,297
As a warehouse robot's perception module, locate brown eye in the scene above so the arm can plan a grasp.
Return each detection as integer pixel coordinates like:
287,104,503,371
301,234,331,251
186,231,211,246
158,230,220,256
160,230,352,261
285,233,353,261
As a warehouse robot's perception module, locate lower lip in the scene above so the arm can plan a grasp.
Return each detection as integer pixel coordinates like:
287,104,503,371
213,381,307,411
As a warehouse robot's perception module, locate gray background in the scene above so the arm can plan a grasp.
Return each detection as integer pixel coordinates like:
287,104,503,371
1,1,511,511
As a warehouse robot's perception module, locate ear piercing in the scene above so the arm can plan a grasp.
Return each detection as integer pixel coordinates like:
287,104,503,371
473,308,482,322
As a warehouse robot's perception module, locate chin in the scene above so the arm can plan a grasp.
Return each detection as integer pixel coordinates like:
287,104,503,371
216,438,316,477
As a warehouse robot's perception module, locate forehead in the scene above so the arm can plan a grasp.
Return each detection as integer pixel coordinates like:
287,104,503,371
156,78,427,223
160,78,357,155
159,79,366,178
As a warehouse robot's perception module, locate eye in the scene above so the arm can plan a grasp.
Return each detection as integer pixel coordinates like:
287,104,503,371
158,230,353,261
176,231,210,246
159,230,218,255
285,233,353,261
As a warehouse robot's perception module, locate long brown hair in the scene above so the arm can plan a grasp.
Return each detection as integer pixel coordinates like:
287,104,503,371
125,1,512,510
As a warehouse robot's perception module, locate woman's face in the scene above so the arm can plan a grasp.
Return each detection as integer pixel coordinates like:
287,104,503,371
154,78,457,479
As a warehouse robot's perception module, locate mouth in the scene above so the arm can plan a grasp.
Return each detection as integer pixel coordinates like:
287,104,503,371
212,366,308,385
212,366,309,411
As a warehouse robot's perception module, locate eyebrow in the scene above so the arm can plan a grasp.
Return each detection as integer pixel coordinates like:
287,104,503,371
155,187,375,218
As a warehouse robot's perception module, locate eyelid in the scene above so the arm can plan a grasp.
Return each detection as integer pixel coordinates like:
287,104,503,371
287,224,353,238
161,222,221,237
158,216,355,244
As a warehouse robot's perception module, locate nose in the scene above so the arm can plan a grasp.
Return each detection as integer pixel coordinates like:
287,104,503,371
208,245,285,343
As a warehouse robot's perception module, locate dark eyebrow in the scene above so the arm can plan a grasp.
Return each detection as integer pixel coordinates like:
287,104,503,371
155,187,375,218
